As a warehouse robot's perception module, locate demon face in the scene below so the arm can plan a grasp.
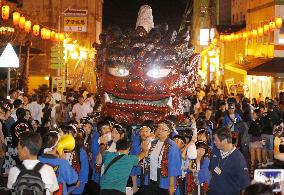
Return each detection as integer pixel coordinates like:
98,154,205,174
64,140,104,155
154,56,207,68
96,25,199,124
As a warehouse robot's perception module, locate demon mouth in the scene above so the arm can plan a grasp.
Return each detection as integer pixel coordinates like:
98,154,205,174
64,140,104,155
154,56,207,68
104,93,173,108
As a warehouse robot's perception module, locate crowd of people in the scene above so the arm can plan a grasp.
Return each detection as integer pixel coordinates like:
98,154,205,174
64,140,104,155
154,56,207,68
0,84,284,195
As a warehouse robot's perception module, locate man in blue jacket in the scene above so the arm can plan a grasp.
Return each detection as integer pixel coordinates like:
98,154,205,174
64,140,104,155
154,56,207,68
208,127,250,195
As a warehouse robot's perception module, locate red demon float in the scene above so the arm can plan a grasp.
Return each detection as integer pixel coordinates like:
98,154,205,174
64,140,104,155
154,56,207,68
95,5,199,124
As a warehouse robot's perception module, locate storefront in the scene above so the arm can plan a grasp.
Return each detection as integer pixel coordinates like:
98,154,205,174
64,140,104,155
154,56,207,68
224,57,284,99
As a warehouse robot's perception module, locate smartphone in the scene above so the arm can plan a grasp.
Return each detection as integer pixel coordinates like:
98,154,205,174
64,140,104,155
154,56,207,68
254,169,284,192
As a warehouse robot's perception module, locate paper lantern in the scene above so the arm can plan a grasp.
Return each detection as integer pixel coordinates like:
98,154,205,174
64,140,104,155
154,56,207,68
25,21,31,33
59,33,65,41
276,17,283,29
2,5,10,20
19,17,26,29
263,24,269,35
243,32,248,39
54,33,59,41
224,35,231,42
252,29,258,38
45,29,51,39
41,28,46,39
13,12,20,26
237,34,242,41
247,31,253,39
50,31,56,41
258,27,264,36
230,33,236,41
269,21,276,31
33,25,40,36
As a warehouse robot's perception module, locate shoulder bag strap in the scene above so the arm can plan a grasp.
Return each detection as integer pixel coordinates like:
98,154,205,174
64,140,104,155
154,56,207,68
16,164,26,172
103,154,125,175
33,162,44,173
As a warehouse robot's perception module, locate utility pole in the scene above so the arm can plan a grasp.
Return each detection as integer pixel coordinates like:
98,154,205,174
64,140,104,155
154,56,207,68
179,0,194,32
207,0,215,86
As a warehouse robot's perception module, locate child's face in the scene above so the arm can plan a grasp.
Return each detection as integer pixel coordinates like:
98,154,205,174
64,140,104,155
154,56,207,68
197,147,206,158
83,124,92,135
174,138,185,150
198,133,207,142
101,125,111,135
139,127,151,141
112,128,123,142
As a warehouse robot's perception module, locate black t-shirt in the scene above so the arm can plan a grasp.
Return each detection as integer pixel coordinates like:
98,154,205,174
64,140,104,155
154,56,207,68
261,111,279,135
10,119,33,148
248,118,262,137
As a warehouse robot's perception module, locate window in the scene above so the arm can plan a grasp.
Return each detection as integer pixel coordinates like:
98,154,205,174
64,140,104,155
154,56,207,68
236,13,239,23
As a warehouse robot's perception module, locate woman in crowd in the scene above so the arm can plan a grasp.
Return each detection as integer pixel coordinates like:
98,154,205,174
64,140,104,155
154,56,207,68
187,141,210,195
248,109,263,176
130,120,155,194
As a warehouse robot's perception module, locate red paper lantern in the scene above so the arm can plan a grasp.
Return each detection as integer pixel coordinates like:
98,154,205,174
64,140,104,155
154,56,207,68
2,5,10,20
33,25,40,36
50,31,56,41
258,27,264,36
252,29,258,38
276,17,283,29
13,12,20,26
41,28,46,39
45,29,51,39
19,17,26,29
263,24,269,35
54,33,59,41
243,32,248,39
269,21,276,31
59,33,65,41
25,21,32,33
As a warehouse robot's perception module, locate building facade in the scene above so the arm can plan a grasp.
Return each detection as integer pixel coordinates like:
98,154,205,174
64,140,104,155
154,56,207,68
231,0,247,25
18,0,103,93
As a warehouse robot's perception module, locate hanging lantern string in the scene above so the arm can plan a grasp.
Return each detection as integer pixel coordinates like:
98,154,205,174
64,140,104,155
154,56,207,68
219,17,283,42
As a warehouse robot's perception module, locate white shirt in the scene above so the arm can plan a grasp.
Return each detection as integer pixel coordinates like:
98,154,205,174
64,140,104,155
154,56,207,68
72,102,91,121
220,147,236,159
52,92,62,102
181,159,189,178
27,102,42,123
7,160,59,195
150,140,164,181
187,144,197,159
85,97,95,109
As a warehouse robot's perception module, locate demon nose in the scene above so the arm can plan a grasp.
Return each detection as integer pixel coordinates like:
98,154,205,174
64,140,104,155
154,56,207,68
127,78,145,93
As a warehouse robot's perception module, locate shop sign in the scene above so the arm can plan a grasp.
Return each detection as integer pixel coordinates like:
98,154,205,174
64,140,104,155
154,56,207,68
64,16,87,32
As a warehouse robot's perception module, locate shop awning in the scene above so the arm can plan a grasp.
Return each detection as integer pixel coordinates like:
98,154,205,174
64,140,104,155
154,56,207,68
225,57,284,77
247,58,284,77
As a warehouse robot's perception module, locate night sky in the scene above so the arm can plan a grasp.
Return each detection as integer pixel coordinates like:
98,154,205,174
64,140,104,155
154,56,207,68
103,0,188,30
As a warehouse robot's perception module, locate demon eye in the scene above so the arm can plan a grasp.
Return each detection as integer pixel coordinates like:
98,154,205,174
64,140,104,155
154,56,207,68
146,67,171,78
108,67,130,77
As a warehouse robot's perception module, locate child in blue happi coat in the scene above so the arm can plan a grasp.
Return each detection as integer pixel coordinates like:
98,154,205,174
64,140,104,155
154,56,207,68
39,131,78,195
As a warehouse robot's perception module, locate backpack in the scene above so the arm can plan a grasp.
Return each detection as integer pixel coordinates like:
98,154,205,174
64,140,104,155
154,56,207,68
12,162,45,195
